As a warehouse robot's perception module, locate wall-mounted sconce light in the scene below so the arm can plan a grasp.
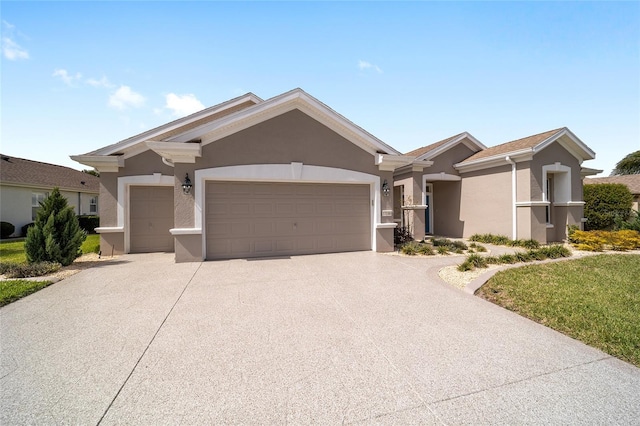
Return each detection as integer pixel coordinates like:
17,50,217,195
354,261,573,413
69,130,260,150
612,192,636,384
182,173,193,195
382,179,390,197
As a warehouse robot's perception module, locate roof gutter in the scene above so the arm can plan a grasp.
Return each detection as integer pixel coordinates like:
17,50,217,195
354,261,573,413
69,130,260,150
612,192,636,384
505,156,517,240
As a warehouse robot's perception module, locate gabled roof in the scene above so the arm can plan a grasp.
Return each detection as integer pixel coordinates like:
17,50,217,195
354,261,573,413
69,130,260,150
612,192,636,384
0,154,99,192
84,92,263,157
405,132,486,160
585,174,640,195
455,127,596,173
72,88,401,171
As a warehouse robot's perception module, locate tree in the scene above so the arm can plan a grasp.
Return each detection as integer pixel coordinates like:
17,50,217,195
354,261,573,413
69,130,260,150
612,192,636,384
583,183,633,231
25,188,86,266
611,150,640,175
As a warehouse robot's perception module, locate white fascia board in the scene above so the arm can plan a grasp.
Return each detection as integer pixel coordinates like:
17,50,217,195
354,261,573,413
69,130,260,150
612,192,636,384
581,167,603,177
167,88,401,157
454,149,533,173
376,154,415,171
146,141,202,163
86,94,262,156
422,172,461,181
417,133,485,162
534,128,596,162
515,201,550,207
70,155,124,172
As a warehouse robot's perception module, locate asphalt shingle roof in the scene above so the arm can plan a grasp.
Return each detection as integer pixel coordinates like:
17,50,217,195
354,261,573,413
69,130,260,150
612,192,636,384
585,175,640,195
0,154,99,192
459,128,564,164
404,133,465,158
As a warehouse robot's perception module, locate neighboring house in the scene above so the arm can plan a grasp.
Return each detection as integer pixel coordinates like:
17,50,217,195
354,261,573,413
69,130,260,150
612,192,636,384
0,155,100,237
71,88,598,262
584,175,640,212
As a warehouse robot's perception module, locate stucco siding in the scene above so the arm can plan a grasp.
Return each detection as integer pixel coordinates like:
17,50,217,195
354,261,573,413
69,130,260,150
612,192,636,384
459,165,512,237
195,110,379,176
433,181,464,237
531,142,583,202
428,144,475,174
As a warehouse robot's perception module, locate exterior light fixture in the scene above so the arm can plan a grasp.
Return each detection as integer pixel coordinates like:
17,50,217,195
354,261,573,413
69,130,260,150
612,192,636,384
182,173,193,195
382,179,391,197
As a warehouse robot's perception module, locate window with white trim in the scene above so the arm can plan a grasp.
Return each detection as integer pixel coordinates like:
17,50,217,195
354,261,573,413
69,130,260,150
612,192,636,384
31,192,48,220
89,196,98,214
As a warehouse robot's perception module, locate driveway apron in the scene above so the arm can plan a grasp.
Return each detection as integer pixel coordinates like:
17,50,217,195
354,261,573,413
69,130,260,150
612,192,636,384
1,251,639,424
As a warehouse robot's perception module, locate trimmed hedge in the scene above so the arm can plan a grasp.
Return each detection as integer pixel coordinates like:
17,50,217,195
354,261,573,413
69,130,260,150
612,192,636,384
584,183,633,231
1,222,15,238
77,215,99,234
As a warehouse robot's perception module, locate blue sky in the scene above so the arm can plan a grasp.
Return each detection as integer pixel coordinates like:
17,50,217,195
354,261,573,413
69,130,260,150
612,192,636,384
2,1,638,176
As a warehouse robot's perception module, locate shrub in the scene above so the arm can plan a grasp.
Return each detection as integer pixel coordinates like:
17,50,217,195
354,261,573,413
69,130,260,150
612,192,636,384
1,222,15,238
469,234,536,248
417,244,435,255
514,251,533,262
21,223,34,236
538,245,571,259
569,229,640,251
584,183,633,230
24,188,86,266
394,226,412,246
77,215,99,234
498,254,517,264
457,254,488,272
400,241,419,255
616,211,640,232
1,261,61,278
432,238,467,250
437,246,450,255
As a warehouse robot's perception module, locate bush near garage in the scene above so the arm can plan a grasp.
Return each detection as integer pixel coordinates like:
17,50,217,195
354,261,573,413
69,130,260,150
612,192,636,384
1,222,15,239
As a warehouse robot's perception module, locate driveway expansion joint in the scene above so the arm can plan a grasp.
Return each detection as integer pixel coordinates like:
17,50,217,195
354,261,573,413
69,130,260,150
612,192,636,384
95,261,203,425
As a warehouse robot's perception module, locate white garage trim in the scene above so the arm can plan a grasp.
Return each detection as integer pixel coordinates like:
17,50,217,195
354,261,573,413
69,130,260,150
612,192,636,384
194,163,381,259
116,174,174,253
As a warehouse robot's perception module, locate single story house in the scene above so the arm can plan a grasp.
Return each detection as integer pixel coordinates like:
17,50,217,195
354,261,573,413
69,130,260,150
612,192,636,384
71,88,598,262
584,174,640,212
0,154,100,237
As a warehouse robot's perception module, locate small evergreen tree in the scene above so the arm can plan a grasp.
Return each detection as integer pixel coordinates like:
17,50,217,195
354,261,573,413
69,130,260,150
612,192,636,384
25,188,86,266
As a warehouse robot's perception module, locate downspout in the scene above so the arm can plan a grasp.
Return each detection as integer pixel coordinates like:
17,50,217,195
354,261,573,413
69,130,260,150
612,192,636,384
505,156,517,240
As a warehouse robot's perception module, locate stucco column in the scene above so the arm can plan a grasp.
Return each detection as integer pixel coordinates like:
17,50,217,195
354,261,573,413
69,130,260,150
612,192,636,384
172,163,202,262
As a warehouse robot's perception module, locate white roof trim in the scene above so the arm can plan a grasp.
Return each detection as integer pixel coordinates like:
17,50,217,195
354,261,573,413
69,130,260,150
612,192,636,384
375,154,415,171
167,88,401,156
82,93,262,156
534,128,595,161
455,149,534,173
146,141,202,164
415,132,486,162
70,155,124,172
422,172,461,181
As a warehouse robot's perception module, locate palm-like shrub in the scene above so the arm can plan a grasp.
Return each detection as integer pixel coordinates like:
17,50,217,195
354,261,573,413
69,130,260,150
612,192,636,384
25,188,86,266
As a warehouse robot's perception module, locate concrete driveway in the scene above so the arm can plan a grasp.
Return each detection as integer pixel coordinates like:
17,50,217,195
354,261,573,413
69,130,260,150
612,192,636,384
1,252,639,424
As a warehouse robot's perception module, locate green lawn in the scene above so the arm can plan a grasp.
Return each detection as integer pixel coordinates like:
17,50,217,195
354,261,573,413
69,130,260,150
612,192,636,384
0,234,100,264
477,254,640,367
0,279,54,307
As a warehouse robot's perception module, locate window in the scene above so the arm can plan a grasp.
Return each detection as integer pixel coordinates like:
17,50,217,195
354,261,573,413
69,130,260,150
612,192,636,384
545,177,553,224
31,192,48,220
89,196,98,214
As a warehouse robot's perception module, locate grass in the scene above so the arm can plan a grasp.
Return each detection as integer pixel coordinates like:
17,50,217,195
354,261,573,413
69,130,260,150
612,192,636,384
0,279,54,307
0,234,100,264
476,254,640,367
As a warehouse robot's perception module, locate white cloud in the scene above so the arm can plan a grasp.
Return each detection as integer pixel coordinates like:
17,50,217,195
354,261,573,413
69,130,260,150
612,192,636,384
2,21,29,61
108,85,145,110
86,75,113,88
358,59,383,74
52,68,82,86
164,93,205,117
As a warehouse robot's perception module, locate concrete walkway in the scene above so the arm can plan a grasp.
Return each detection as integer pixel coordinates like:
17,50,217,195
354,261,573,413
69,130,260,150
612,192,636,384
1,252,639,424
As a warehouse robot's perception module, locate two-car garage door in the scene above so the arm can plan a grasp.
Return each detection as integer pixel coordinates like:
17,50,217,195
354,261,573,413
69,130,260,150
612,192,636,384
206,182,371,259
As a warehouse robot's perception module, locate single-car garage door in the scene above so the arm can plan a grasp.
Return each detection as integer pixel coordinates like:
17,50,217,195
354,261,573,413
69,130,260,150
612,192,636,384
206,182,371,259
130,186,174,253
